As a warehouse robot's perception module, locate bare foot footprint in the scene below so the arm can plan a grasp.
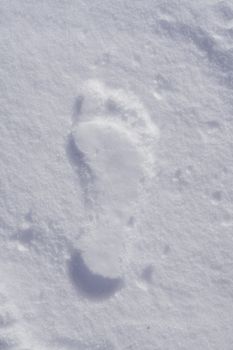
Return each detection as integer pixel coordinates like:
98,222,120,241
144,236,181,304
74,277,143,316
66,80,159,300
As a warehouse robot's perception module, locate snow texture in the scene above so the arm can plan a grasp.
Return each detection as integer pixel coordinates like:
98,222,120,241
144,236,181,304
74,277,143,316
1,0,233,349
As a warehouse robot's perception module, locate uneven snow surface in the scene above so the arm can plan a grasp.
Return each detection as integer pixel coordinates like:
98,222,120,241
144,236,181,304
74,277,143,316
1,0,233,349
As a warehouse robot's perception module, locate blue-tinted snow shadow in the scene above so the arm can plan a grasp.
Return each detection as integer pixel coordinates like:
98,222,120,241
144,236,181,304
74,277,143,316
72,95,84,124
65,134,96,203
68,250,124,301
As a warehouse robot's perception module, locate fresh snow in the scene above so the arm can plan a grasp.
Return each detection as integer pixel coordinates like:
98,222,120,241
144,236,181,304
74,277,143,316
1,0,233,349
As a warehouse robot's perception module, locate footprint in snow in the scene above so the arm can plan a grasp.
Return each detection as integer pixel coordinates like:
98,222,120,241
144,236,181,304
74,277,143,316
66,80,159,300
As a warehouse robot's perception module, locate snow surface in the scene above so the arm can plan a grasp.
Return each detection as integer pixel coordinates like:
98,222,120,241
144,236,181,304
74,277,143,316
1,0,233,349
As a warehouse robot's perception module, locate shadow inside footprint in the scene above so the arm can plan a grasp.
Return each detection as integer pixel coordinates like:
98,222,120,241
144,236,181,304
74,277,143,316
66,135,95,198
72,95,84,124
68,250,124,300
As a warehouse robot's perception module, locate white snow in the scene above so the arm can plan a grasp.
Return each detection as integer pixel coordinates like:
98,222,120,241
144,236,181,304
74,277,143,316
1,0,233,349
